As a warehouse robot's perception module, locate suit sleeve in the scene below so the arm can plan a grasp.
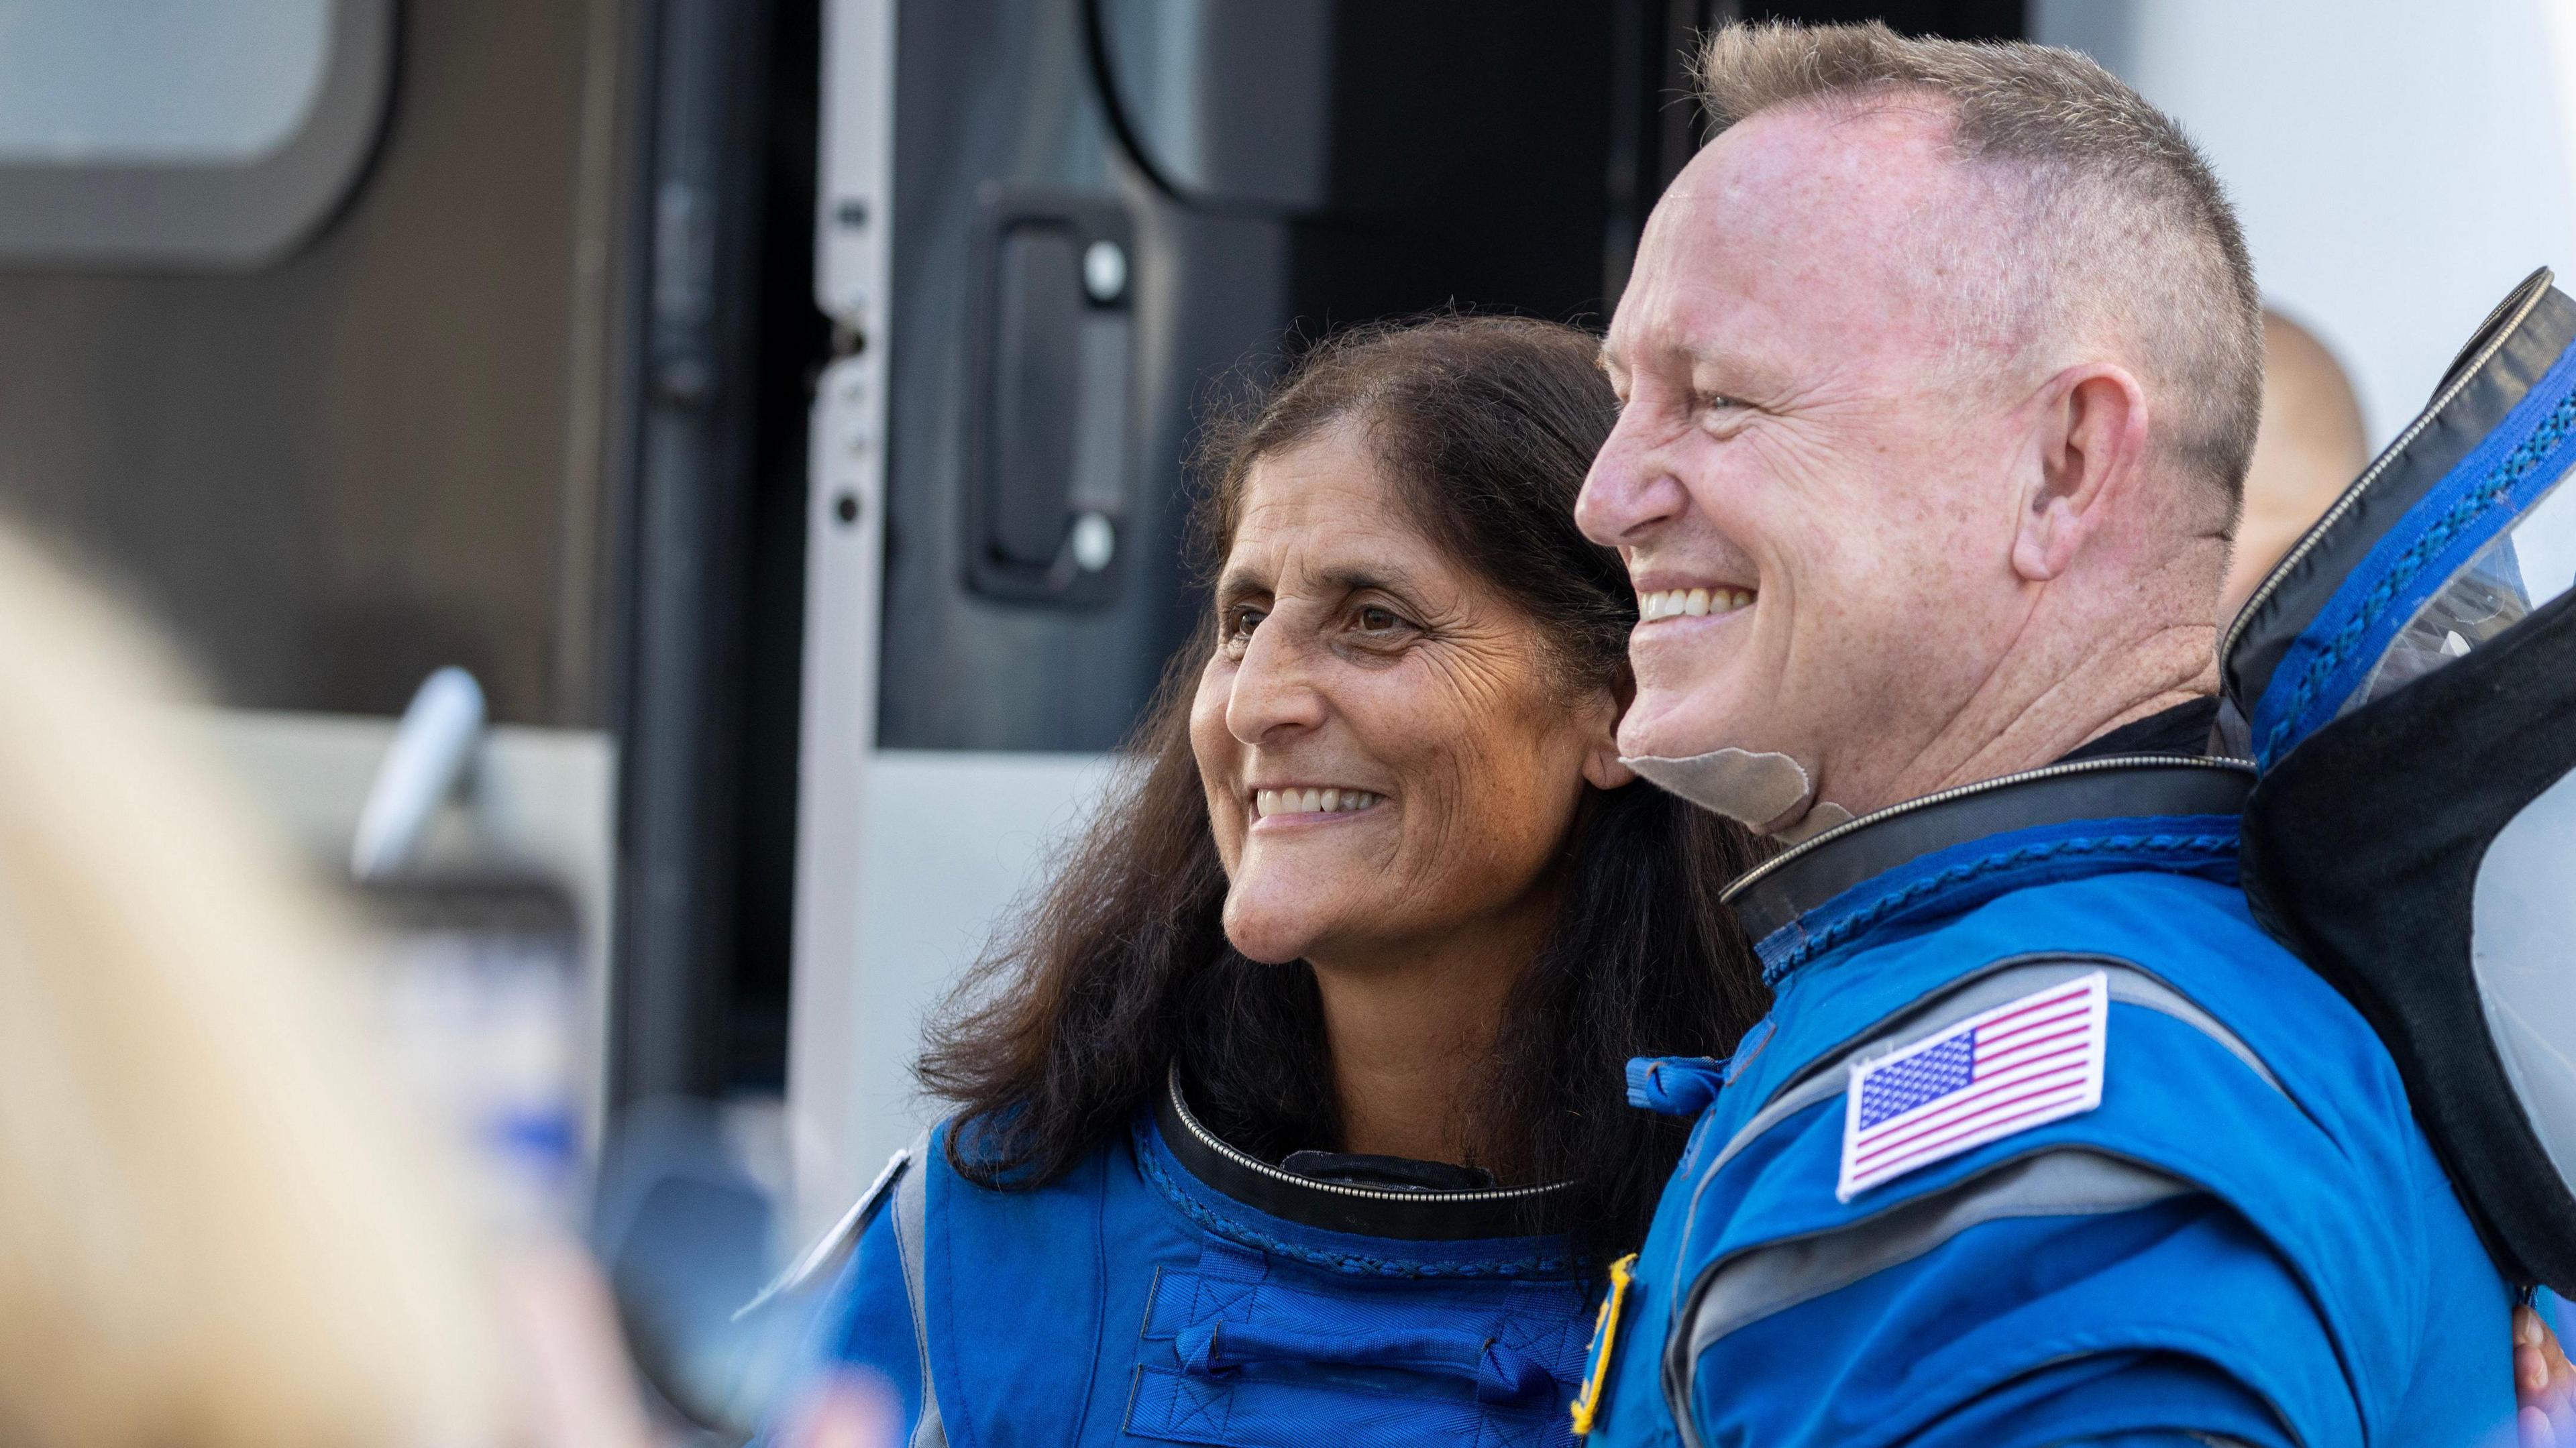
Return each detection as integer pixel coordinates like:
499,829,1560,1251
1677,1172,2333,1447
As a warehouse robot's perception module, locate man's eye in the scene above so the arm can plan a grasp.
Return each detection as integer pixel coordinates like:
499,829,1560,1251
1227,606,1265,638
1357,606,1401,631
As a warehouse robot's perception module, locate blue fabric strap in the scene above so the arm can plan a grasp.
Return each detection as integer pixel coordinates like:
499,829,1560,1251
1141,1239,1271,1339
1126,1366,1565,1448
1127,1237,1582,1447
1626,1056,1728,1117
1174,1320,1554,1404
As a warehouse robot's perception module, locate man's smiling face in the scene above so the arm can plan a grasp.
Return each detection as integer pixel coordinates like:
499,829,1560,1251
1576,100,2041,819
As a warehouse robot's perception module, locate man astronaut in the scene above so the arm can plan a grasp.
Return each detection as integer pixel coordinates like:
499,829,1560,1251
1570,23,2512,1445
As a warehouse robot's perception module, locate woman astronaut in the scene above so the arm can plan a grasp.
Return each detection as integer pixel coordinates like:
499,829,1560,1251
788,316,1771,1448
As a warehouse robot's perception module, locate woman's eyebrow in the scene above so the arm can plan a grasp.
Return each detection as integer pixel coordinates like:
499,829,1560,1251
1215,559,1424,604
1212,565,1269,601
1313,563,1409,598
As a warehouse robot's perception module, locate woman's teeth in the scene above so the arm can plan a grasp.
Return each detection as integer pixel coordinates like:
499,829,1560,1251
1254,787,1381,818
1638,587,1753,622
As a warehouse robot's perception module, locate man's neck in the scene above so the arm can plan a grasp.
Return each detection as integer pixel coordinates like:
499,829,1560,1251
1864,613,2221,814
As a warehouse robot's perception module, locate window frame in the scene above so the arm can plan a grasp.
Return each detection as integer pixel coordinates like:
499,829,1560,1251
0,0,394,270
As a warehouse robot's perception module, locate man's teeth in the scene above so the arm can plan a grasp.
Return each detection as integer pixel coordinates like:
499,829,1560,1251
1254,787,1382,818
1638,587,1754,622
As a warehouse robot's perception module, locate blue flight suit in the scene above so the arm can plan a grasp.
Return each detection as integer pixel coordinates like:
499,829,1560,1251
1576,756,2513,1447
797,1070,1602,1447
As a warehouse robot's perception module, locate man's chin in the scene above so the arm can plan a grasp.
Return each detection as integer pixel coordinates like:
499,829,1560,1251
1616,685,1758,763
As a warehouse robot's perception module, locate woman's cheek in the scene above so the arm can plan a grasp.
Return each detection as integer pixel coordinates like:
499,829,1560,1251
1188,671,1244,869
1460,715,1583,887
1203,785,1243,874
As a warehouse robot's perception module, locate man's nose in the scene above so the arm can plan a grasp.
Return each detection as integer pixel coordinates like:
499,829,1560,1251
1226,622,1328,744
1575,411,1690,549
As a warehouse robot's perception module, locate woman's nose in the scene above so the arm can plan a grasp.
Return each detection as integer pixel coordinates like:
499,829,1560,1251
1574,413,1690,549
1225,622,1328,744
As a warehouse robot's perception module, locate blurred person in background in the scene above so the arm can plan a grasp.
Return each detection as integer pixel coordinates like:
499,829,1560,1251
2218,311,2374,620
780,316,1772,1447
0,521,692,1448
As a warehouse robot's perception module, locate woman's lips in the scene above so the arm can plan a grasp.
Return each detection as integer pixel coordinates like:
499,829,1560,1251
1252,787,1383,820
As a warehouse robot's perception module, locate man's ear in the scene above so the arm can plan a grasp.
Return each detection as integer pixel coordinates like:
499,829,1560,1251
2015,364,2150,583
1583,677,1640,789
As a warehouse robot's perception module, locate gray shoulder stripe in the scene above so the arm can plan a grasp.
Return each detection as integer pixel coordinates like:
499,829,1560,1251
1892,958,2279,1095
1680,1149,2190,1361
892,1130,947,1448
1705,958,2284,1183
733,1142,916,1321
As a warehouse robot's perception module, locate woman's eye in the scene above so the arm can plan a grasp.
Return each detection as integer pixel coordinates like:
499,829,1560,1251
1356,606,1401,632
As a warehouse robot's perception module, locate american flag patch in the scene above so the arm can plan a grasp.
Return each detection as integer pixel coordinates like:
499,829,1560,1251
1837,972,2108,1201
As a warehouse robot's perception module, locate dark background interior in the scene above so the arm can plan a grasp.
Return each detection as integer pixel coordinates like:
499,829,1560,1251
0,0,2029,1103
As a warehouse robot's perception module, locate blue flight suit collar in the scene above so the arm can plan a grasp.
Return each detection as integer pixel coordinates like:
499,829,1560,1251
1724,753,2256,987
1148,1067,1584,1252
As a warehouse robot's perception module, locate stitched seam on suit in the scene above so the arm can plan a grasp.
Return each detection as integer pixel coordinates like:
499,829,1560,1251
2259,384,2576,763
1759,832,2237,985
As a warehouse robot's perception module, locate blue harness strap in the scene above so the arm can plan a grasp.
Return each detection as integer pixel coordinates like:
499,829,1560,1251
1124,1361,1569,1448
1124,1236,1589,1447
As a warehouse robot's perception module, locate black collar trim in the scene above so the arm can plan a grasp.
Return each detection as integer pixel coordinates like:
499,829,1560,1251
1723,755,2256,944
1152,1068,1572,1241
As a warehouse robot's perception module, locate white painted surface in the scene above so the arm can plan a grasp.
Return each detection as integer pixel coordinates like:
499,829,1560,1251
2035,0,2576,447
814,0,894,327
800,749,1120,1235
789,0,900,1239
786,351,891,1235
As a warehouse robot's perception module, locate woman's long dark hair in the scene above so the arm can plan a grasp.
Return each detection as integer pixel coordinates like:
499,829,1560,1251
917,315,1772,1259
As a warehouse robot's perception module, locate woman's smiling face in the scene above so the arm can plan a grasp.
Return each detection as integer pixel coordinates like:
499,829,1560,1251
1191,422,1629,969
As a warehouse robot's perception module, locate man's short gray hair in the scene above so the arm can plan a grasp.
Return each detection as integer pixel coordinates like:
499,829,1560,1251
1694,21,2263,507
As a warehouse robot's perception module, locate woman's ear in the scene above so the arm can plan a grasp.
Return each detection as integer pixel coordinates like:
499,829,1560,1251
1584,749,1638,791
1582,677,1638,790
